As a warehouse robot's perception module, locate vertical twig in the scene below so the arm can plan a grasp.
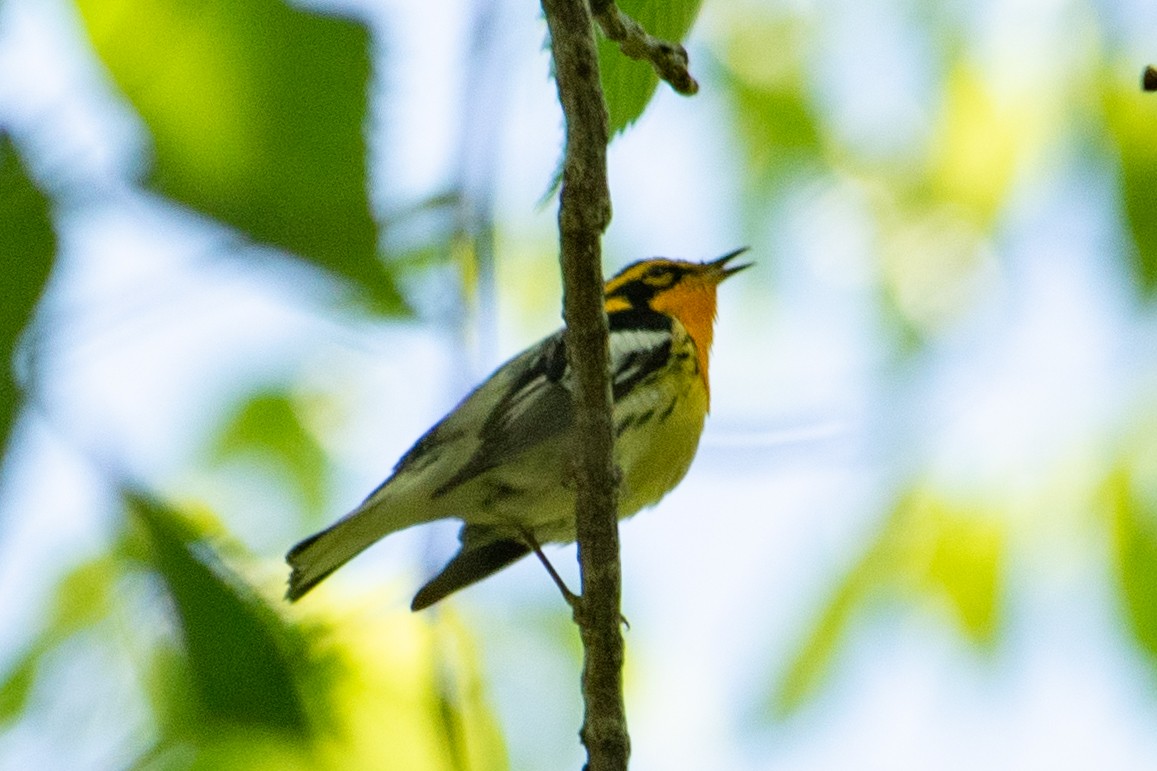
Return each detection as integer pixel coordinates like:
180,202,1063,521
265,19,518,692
539,0,629,768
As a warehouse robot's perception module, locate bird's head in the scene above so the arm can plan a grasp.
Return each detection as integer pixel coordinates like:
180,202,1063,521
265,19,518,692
604,248,750,397
604,248,749,333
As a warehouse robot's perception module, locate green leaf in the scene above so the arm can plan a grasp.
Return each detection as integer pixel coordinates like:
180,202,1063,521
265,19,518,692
75,0,407,314
772,490,1004,718
919,507,1003,645
875,205,992,347
125,490,310,734
51,556,118,632
0,134,55,462
716,19,821,193
773,543,886,718
1103,79,1157,298
0,647,39,724
597,0,703,135
212,389,329,523
0,556,117,726
1105,467,1157,660
720,68,820,193
773,497,906,718
428,615,510,771
925,66,1040,227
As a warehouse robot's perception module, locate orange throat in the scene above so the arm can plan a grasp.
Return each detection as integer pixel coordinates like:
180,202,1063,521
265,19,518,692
652,284,718,405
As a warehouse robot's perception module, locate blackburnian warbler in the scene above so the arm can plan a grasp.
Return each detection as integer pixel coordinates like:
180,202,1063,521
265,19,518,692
286,249,749,609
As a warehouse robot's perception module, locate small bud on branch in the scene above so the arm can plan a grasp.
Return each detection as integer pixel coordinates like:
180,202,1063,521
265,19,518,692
593,2,699,96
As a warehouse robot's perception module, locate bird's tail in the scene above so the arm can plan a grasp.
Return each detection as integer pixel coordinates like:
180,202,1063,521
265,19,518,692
285,494,413,601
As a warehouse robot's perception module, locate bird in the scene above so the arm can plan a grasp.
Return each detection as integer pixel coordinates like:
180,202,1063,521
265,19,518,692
286,249,750,610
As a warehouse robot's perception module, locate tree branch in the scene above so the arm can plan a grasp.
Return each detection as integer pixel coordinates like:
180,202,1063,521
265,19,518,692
539,0,629,769
592,1,699,96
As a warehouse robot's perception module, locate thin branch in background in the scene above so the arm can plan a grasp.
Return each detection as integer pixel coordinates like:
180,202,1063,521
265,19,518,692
592,0,699,96
539,0,628,768
1144,65,1157,92
451,0,509,380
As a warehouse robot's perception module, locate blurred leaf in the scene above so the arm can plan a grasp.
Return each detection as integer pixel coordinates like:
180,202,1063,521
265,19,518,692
429,614,510,771
139,638,317,770
125,489,309,734
212,389,328,522
877,206,993,345
723,70,820,191
74,0,407,314
0,556,117,726
280,598,510,771
0,647,38,724
2,497,510,767
918,506,1003,645
597,0,702,135
1105,467,1157,660
773,497,902,718
716,19,820,194
154,731,318,771
51,555,117,630
773,535,889,718
1103,80,1157,298
926,66,1038,226
0,134,55,462
144,640,209,747
773,490,1004,718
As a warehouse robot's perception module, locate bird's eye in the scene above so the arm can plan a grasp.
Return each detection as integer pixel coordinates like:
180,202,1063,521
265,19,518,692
644,266,674,286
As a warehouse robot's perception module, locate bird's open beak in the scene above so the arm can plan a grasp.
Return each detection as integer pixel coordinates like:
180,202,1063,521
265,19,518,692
707,247,752,282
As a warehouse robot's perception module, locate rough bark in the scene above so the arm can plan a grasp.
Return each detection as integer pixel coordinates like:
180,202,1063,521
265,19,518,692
539,0,628,768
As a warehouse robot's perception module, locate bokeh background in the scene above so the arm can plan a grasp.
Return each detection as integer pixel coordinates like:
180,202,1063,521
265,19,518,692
2,0,1157,768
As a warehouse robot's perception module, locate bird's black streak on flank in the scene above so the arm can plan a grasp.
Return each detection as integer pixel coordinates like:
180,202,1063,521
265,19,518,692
411,538,531,610
611,341,671,400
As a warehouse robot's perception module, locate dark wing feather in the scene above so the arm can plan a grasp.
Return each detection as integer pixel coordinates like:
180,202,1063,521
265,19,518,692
433,333,572,496
408,321,674,499
411,528,530,610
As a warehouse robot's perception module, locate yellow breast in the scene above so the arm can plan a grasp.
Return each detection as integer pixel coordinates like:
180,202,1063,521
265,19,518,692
613,323,709,517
